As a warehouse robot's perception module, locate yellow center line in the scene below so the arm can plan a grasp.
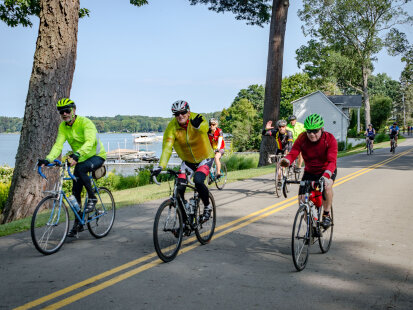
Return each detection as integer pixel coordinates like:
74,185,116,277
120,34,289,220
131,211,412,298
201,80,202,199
15,148,413,310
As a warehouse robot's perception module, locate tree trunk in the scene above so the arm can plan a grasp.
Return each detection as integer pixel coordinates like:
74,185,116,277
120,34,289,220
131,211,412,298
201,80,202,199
258,0,289,166
2,0,79,223
362,65,371,129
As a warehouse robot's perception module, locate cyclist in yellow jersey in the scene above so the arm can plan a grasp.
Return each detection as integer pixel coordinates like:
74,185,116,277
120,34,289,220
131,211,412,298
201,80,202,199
38,98,106,237
152,100,214,222
287,115,305,173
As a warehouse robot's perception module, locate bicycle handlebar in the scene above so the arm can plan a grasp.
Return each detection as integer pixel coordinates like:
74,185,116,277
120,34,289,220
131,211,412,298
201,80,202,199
151,169,192,186
283,178,326,200
37,159,76,181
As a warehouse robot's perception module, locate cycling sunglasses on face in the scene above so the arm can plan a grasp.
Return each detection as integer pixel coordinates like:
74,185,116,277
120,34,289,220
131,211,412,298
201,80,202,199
306,129,320,134
174,111,187,117
59,108,72,115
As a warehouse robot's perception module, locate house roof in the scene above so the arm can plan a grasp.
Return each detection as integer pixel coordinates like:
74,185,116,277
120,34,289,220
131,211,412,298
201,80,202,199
327,95,362,108
291,90,349,120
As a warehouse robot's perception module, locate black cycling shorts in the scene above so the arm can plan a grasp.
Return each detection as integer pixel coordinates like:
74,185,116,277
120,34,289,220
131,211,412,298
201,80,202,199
298,168,337,195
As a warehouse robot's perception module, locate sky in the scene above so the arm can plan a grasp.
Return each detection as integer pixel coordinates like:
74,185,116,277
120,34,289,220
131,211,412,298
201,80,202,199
1,0,412,118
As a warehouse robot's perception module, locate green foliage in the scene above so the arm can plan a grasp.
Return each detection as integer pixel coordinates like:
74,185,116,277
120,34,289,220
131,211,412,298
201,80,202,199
0,0,91,27
189,0,271,27
0,117,22,132
0,166,13,214
233,84,265,117
370,96,392,129
223,153,259,171
337,141,346,151
220,99,261,151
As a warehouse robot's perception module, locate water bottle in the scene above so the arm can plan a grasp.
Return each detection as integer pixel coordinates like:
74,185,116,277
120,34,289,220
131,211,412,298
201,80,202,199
309,190,323,207
310,205,318,222
188,198,195,215
68,195,81,212
184,201,191,215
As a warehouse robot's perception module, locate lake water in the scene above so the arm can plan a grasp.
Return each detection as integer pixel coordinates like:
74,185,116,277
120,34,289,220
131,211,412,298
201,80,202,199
0,133,166,168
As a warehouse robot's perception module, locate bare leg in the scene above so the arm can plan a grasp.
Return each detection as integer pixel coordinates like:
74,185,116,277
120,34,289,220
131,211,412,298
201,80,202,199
297,153,303,168
215,152,222,175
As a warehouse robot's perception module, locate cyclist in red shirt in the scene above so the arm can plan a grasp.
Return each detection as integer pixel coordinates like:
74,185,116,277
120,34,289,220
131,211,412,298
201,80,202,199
280,114,337,228
208,118,225,176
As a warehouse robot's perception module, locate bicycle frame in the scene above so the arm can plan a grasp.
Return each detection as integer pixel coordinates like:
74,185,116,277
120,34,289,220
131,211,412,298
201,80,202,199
38,160,107,225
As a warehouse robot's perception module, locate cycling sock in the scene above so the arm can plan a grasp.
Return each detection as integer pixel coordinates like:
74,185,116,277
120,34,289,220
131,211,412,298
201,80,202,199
204,204,212,211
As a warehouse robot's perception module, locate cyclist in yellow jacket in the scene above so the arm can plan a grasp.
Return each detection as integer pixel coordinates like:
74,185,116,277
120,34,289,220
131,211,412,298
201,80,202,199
38,98,106,237
287,115,306,173
152,100,215,222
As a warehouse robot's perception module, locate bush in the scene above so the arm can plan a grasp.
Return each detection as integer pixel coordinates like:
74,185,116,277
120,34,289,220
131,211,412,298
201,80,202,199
338,141,346,151
0,182,11,214
224,153,259,171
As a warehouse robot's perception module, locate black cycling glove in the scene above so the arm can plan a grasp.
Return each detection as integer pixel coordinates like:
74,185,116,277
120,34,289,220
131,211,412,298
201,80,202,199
69,152,80,162
190,114,203,129
151,166,163,177
37,159,50,167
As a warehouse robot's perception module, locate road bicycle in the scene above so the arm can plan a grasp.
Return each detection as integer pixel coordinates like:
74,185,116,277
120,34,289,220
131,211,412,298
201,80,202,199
271,154,300,197
282,178,334,271
390,135,397,154
366,138,373,155
31,160,116,255
208,159,227,190
152,169,216,262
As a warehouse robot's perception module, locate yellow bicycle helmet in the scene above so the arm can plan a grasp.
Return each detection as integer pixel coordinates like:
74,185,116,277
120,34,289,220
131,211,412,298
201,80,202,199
56,98,76,110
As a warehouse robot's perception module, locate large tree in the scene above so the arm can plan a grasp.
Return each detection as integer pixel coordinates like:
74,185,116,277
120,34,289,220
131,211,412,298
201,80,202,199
297,0,412,128
1,0,147,223
189,0,290,166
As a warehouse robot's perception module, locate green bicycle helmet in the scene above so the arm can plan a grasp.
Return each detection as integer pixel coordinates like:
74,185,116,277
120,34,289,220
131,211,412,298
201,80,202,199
56,98,76,110
304,113,324,130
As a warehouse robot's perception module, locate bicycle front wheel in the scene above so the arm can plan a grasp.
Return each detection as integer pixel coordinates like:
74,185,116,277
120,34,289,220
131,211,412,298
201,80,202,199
318,205,333,253
292,206,311,271
195,192,216,244
275,165,282,197
31,196,69,255
215,162,227,190
87,187,116,238
153,199,183,262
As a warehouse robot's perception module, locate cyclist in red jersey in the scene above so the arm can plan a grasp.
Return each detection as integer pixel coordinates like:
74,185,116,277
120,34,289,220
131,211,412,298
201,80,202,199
208,118,225,176
280,114,337,228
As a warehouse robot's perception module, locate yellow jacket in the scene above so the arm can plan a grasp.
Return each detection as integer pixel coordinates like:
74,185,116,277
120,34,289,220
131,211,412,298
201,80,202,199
159,112,214,167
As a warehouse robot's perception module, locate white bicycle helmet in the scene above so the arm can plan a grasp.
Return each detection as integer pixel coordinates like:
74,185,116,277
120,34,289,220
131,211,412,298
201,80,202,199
171,100,190,113
277,119,287,127
209,118,218,125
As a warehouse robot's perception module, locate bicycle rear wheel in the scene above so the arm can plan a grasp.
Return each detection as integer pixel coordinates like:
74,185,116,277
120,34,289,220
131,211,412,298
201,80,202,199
366,141,370,155
292,206,311,271
318,205,334,253
153,199,183,262
195,192,216,244
87,187,116,238
215,162,227,190
31,196,69,255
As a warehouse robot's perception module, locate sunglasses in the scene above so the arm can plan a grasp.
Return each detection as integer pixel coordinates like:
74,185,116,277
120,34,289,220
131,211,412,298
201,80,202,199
174,111,187,117
210,123,217,126
59,108,72,115
307,129,321,134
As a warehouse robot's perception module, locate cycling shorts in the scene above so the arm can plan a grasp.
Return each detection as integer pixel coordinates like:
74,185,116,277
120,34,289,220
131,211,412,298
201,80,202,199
299,168,337,195
367,135,375,140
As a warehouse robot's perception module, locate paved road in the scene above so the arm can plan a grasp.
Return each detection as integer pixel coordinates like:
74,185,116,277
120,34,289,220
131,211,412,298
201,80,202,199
1,138,413,310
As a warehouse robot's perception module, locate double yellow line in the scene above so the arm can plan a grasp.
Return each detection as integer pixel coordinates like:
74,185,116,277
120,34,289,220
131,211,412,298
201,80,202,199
16,148,413,310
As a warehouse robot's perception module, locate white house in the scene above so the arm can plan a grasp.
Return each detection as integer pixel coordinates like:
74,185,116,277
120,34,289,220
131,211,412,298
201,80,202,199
291,91,352,142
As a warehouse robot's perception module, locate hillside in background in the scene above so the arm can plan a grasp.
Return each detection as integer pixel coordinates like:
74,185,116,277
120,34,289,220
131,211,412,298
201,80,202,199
0,111,221,133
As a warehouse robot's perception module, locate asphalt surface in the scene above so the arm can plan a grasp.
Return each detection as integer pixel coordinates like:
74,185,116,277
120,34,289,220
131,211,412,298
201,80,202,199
1,137,413,310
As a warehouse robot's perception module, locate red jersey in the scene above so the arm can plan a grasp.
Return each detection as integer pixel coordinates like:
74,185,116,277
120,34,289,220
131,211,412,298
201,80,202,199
208,128,225,150
285,131,338,179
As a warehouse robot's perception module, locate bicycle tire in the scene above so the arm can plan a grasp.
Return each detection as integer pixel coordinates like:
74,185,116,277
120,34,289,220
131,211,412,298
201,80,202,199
153,199,183,262
195,192,216,244
31,195,69,255
292,206,311,271
275,164,282,197
366,141,371,155
87,187,116,238
318,205,333,253
215,162,227,190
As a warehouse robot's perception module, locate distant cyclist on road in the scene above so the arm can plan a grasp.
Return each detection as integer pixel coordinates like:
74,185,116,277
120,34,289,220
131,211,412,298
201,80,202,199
364,124,376,153
287,115,306,173
152,100,215,222
262,119,293,157
280,114,338,229
37,98,106,237
389,122,399,151
208,118,225,177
